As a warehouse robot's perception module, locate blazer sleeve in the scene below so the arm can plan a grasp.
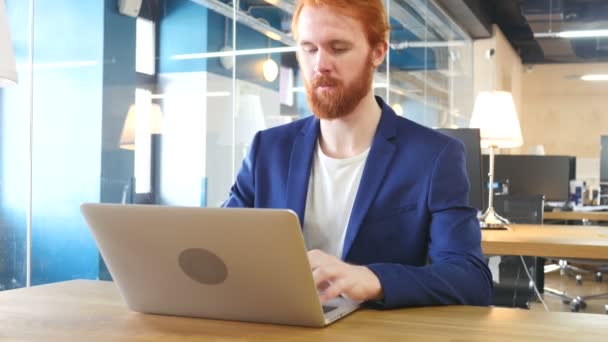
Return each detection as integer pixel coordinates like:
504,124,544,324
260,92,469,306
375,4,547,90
366,139,494,309
222,131,261,208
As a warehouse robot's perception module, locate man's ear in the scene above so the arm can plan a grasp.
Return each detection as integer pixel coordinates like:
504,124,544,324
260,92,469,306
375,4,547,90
371,41,388,67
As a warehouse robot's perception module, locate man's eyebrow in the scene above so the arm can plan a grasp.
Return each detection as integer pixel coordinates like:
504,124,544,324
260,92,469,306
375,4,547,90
298,40,353,46
329,40,353,46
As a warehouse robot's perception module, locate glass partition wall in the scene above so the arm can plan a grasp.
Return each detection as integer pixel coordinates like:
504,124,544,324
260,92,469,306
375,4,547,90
0,0,474,288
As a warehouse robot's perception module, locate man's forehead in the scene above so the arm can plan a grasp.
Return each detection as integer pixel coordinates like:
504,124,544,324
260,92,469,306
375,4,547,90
296,5,364,42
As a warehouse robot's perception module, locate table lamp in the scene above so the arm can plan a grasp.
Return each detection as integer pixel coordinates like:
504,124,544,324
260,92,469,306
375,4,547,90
218,94,266,157
470,90,523,229
119,103,164,150
0,0,17,86
118,103,163,203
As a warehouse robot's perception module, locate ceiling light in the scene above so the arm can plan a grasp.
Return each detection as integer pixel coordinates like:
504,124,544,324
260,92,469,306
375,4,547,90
150,91,231,99
581,74,608,81
535,29,608,39
172,46,297,60
265,31,281,41
558,29,608,38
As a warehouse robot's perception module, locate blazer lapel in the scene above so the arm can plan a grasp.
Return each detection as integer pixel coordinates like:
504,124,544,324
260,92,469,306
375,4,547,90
286,117,319,227
341,101,398,259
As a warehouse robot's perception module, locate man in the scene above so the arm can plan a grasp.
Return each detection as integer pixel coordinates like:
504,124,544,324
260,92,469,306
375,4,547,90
224,0,493,309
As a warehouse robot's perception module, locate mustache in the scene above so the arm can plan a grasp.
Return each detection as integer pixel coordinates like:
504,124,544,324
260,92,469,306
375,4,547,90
311,75,340,88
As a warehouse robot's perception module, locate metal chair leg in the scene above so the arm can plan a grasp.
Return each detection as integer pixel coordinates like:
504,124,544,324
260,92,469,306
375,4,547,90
544,287,572,303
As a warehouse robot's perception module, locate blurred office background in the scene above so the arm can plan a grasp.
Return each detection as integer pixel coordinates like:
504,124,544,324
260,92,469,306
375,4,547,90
0,0,607,293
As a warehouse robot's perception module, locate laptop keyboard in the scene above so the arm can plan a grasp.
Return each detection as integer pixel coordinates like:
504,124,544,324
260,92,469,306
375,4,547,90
322,305,337,314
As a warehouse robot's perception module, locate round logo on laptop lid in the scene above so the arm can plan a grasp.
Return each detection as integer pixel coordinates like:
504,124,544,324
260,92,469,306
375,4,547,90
178,248,228,285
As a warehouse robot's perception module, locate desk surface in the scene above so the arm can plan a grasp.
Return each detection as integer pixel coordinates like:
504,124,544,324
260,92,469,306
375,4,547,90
481,224,608,259
1,280,607,341
544,210,608,222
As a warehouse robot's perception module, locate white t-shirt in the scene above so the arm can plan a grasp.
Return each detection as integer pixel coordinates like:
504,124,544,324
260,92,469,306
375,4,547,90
302,141,370,258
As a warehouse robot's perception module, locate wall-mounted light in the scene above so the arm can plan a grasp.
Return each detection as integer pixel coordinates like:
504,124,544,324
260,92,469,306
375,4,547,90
263,57,279,82
219,16,233,70
261,27,279,83
252,16,280,83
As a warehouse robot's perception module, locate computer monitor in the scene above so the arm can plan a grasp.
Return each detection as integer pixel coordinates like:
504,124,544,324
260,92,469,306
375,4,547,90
601,135,608,183
436,128,484,211
481,155,575,203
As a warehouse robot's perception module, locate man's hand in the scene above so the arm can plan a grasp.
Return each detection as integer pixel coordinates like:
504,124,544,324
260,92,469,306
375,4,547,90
307,249,384,303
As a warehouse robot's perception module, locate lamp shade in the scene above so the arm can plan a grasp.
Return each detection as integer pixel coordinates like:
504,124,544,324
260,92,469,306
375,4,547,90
0,0,17,86
235,94,266,144
470,91,523,148
218,94,266,146
120,103,164,150
262,58,278,82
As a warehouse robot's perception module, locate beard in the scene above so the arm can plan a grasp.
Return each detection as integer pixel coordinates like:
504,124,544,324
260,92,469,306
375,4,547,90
304,53,375,120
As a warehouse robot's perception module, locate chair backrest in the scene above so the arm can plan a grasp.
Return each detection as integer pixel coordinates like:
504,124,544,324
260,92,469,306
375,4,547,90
493,194,545,224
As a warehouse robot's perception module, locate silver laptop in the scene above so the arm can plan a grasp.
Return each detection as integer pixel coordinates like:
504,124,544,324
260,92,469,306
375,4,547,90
80,203,360,327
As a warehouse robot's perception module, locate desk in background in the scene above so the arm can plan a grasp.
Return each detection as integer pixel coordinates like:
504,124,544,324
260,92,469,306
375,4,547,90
1,280,607,341
481,224,608,259
544,211,608,223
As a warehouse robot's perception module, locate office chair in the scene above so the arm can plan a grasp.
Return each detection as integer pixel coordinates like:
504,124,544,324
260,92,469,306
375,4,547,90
539,226,608,311
491,194,545,309
548,260,608,312
551,255,608,312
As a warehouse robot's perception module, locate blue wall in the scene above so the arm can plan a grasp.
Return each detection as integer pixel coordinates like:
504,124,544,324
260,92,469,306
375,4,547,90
0,0,30,290
159,0,209,73
29,0,104,285
101,0,136,205
99,0,138,280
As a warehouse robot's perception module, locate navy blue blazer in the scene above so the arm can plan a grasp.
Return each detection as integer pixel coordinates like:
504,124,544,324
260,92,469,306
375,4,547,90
224,97,493,309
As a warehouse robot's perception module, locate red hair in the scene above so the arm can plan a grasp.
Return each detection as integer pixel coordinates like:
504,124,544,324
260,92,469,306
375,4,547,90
291,0,390,47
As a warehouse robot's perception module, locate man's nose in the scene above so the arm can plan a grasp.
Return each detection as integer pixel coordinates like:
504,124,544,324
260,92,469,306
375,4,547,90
313,49,332,74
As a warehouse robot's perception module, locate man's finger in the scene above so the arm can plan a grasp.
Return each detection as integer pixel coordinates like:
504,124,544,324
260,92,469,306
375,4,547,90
320,278,348,302
312,265,340,289
307,249,331,269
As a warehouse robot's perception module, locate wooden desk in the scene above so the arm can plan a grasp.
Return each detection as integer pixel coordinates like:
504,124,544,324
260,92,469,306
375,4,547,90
1,280,607,341
544,210,608,222
482,224,608,259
